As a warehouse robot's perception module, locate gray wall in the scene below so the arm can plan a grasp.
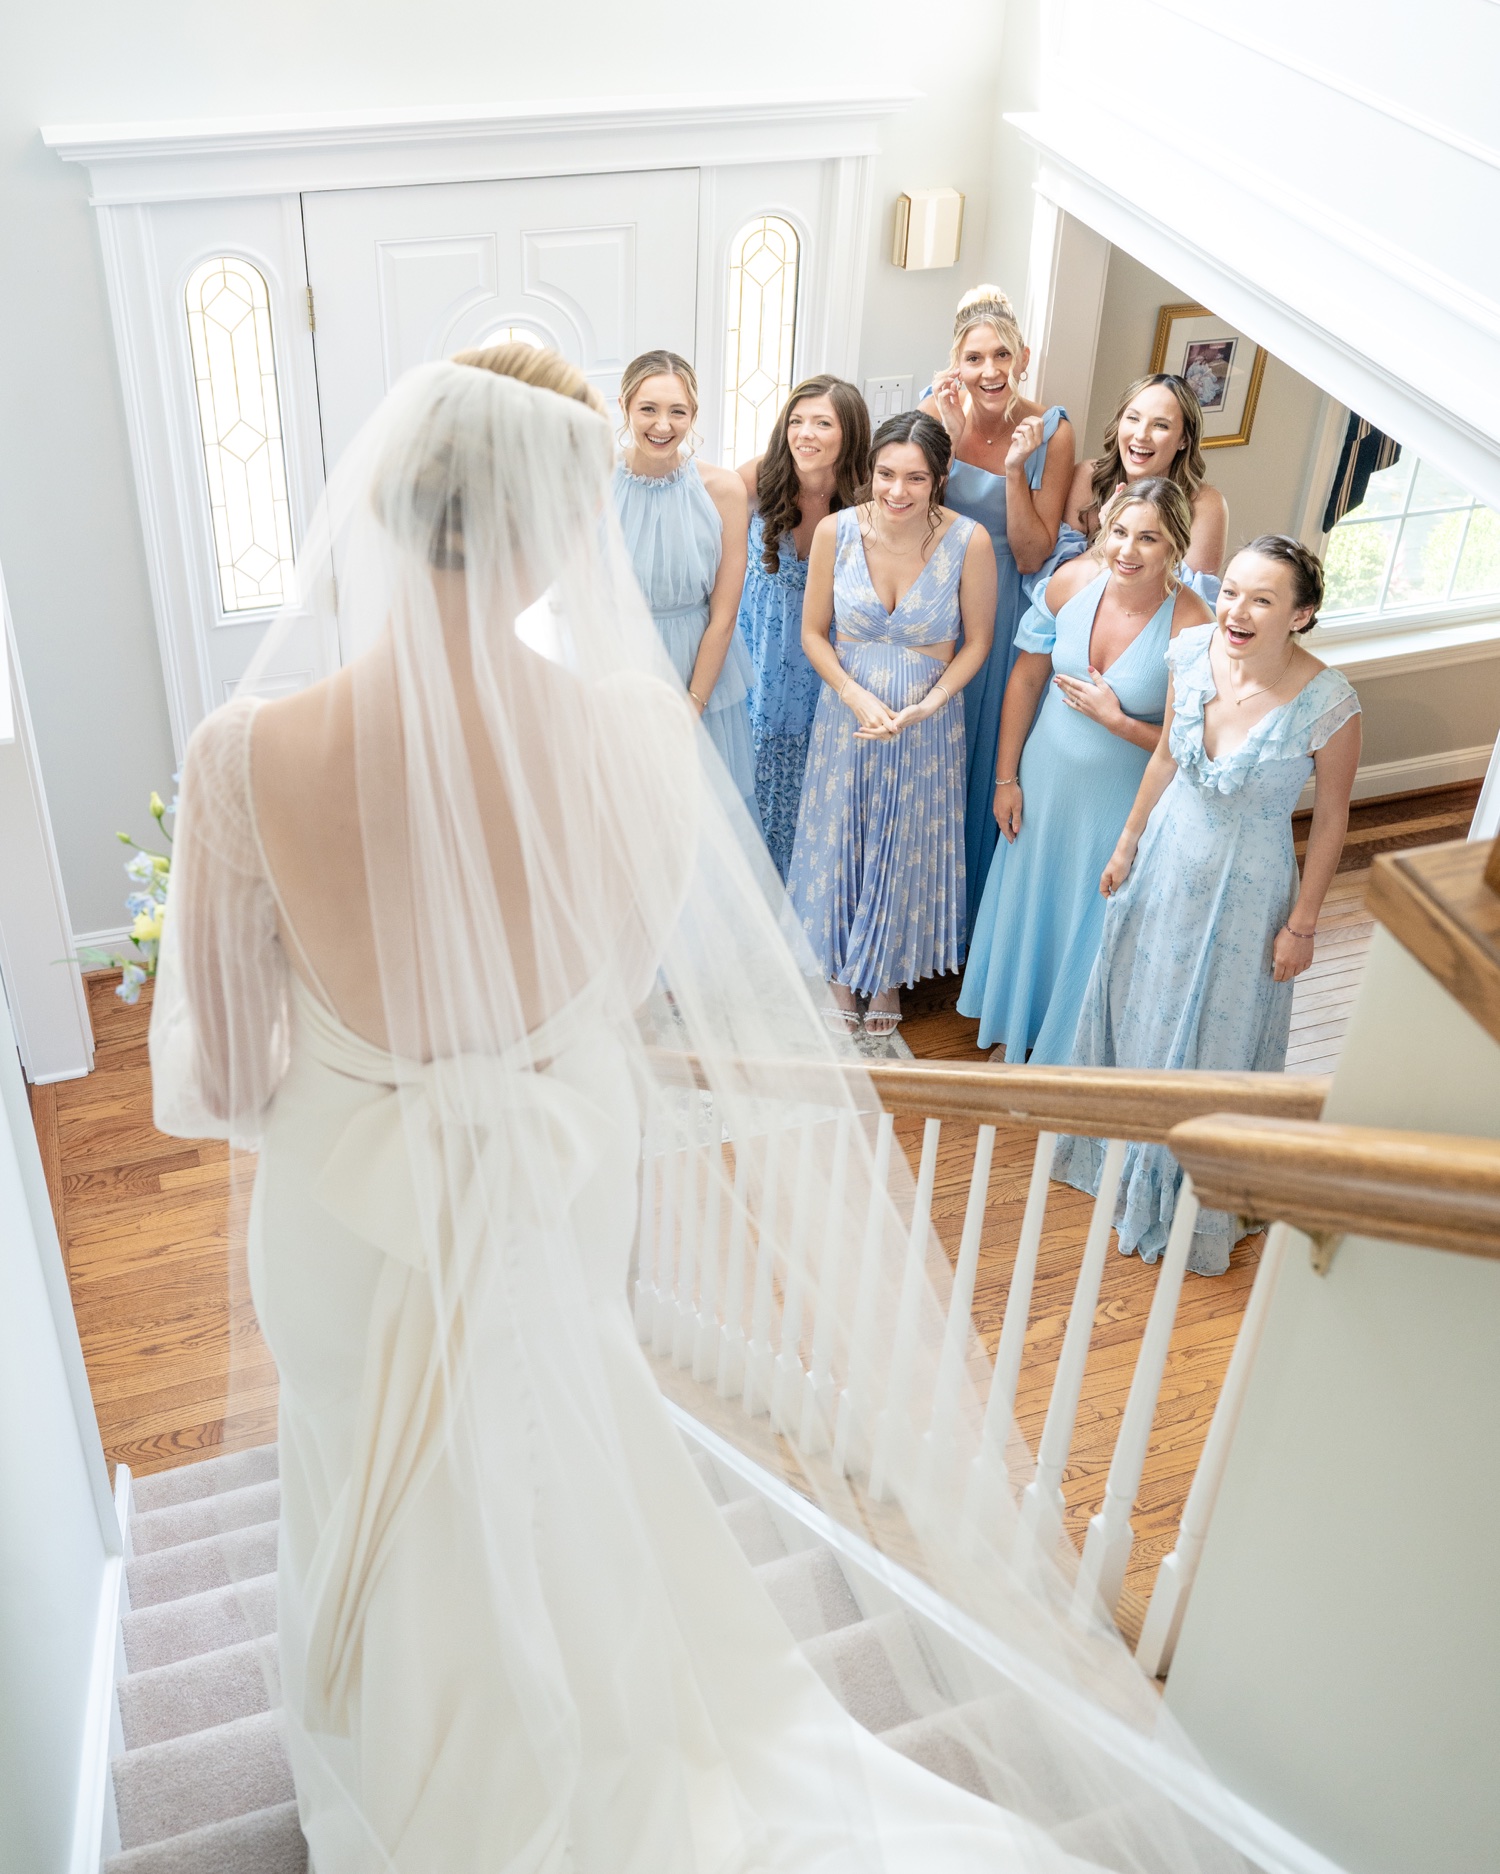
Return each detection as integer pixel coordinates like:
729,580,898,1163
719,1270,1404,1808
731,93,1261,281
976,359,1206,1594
2,0,1028,933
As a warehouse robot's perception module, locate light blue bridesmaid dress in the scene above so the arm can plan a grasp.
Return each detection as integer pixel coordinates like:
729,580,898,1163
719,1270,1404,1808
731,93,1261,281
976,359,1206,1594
1054,623,1361,1276
957,569,1173,1063
612,460,763,830
737,511,814,878
940,406,1069,932
787,507,975,995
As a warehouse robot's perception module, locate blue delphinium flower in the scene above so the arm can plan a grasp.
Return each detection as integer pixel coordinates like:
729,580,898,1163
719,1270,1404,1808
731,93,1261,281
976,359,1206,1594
117,963,148,1005
125,850,156,884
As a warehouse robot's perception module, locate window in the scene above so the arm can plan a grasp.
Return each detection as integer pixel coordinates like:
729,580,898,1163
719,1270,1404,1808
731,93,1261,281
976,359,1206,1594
722,215,800,465
185,257,295,614
1323,455,1500,625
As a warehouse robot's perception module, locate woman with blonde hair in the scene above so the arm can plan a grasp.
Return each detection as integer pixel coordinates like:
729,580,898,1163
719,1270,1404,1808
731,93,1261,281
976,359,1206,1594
735,374,870,875
919,285,1074,926
612,348,762,832
958,479,1211,1063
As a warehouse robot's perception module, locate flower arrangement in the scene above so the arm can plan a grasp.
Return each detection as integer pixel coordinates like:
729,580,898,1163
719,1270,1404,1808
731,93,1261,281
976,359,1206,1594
80,785,176,1004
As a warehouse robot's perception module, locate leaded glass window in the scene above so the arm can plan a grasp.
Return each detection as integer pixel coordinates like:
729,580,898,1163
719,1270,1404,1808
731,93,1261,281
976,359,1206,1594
185,257,295,614
1323,454,1500,621
722,216,799,465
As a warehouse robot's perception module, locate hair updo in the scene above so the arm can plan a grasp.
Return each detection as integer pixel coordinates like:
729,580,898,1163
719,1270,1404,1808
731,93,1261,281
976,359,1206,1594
1096,477,1195,583
451,340,606,416
1236,534,1325,631
948,283,1028,422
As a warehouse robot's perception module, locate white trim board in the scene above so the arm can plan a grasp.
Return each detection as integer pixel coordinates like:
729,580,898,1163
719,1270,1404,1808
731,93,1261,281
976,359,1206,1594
1294,743,1494,815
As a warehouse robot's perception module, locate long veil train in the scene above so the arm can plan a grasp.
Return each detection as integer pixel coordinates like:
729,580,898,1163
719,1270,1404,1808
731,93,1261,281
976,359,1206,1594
151,358,1251,1872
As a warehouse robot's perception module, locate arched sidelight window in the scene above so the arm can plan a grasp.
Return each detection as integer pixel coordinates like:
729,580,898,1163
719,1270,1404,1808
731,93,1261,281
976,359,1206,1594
722,216,800,465
184,257,295,614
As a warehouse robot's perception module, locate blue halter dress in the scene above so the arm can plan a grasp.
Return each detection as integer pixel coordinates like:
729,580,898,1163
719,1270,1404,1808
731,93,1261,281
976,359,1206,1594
737,511,815,878
612,460,762,831
787,507,975,995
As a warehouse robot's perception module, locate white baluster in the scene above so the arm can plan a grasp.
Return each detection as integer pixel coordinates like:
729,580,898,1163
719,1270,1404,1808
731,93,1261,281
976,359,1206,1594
1137,1221,1291,1678
773,1121,817,1432
922,1124,996,1509
633,1107,659,1342
716,1135,751,1399
1016,1136,1128,1564
651,1138,678,1358
673,1133,699,1368
833,1111,895,1478
743,1128,783,1417
869,1117,942,1502
800,1111,852,1454
693,1115,723,1382
1073,1179,1201,1624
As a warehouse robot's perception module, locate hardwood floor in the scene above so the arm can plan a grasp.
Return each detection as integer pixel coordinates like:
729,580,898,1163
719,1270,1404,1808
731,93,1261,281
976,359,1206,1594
24,783,1480,1631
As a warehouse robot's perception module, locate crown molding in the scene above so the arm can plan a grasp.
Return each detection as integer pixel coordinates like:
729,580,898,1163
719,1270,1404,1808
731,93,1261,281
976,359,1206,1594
42,90,918,204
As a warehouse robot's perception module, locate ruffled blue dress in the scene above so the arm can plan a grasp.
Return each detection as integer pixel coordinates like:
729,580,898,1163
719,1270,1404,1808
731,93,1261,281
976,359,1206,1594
787,507,975,994
737,511,814,878
1054,624,1361,1275
939,407,1069,932
612,461,762,829
957,570,1173,1062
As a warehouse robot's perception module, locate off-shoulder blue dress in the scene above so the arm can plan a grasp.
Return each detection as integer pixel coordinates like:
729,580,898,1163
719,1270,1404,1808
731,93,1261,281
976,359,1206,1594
737,511,814,878
787,507,975,994
1054,624,1361,1275
957,569,1173,1062
613,461,762,830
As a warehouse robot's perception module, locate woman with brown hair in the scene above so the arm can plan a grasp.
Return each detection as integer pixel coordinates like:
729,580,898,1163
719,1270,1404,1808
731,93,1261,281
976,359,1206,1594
735,376,870,875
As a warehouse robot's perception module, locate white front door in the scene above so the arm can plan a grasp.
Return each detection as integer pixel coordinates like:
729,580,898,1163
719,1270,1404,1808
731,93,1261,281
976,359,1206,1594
301,170,701,473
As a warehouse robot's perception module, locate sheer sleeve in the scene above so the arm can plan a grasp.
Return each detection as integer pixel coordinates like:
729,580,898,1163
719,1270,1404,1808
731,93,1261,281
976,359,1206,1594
149,698,291,1146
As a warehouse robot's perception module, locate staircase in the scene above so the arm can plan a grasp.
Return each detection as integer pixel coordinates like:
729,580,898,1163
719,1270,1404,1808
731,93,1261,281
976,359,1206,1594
107,1439,981,1871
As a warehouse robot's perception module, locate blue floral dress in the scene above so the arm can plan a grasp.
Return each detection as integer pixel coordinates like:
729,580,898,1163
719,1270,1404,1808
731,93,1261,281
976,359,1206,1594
737,511,815,877
957,570,1174,1063
612,461,763,830
1054,623,1361,1276
786,507,975,995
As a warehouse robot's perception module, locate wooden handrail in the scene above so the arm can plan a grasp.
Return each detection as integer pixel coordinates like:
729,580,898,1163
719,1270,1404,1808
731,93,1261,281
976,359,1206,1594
1167,1113,1500,1260
1368,837,1500,1050
646,1050,1329,1144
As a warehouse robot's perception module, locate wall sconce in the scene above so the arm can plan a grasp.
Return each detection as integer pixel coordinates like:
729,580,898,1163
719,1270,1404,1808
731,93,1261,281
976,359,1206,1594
891,189,965,270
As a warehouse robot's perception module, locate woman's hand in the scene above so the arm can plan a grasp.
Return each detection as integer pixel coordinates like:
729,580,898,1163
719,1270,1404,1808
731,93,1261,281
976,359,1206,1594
842,679,901,740
930,370,968,446
1271,925,1316,983
1053,667,1126,734
1005,413,1046,476
993,780,1023,842
887,678,956,736
1100,834,1138,897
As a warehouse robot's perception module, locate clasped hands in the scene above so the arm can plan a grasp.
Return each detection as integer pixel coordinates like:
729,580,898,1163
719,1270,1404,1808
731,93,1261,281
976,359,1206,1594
842,677,948,740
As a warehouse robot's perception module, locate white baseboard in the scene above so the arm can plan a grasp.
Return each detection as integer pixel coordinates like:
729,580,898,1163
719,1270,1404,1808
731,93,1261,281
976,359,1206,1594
1295,741,1495,814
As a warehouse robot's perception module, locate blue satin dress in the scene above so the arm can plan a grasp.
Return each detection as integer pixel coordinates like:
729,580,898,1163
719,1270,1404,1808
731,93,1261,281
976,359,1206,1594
613,461,762,831
957,570,1173,1063
737,512,814,878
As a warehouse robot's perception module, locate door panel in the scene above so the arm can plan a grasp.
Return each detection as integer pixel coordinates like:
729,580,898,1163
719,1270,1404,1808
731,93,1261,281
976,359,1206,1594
302,170,700,472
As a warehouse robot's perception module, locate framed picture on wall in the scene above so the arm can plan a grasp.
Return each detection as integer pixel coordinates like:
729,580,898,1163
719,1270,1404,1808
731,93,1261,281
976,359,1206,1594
1149,303,1267,447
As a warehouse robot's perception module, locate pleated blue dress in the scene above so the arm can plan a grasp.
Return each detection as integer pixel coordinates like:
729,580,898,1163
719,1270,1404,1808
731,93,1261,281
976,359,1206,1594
787,507,974,995
957,569,1173,1062
1054,624,1361,1275
737,512,814,878
612,461,762,830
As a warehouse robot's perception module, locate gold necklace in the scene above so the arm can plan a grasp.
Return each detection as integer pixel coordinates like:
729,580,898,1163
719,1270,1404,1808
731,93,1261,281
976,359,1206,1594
1226,640,1296,706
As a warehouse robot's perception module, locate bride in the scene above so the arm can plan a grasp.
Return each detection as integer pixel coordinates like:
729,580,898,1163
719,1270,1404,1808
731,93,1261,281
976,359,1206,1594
151,346,1248,1873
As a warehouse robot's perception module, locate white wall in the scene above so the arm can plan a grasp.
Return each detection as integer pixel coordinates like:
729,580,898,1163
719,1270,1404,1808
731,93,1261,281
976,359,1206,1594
2,1,1018,931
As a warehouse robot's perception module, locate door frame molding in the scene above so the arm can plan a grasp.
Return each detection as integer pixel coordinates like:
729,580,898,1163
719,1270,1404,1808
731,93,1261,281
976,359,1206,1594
47,91,910,754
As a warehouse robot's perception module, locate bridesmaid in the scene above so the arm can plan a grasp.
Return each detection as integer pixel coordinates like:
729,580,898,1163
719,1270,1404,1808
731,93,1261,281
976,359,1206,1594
957,480,1211,1062
787,412,997,1037
920,286,1074,928
1063,375,1228,602
612,349,762,830
1056,536,1362,1276
736,375,870,876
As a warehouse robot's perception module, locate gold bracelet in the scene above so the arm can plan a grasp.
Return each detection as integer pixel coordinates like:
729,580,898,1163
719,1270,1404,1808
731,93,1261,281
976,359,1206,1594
932,682,950,707
838,676,853,702
687,688,707,708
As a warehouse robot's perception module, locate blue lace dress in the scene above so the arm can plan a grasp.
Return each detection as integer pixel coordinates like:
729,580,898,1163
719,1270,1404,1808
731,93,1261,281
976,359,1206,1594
957,570,1173,1063
1054,623,1361,1275
612,461,762,830
787,507,975,994
737,511,815,878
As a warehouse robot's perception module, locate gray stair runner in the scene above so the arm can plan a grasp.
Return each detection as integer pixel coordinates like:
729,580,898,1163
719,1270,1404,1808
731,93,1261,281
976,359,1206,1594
106,1441,969,1872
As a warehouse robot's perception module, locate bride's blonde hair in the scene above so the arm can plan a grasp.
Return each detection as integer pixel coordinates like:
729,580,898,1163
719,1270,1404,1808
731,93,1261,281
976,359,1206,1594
451,339,607,416
948,284,1028,424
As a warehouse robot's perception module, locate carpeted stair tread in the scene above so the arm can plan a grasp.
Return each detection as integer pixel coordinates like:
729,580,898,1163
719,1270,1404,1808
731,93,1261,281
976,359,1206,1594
127,1519,278,1610
130,1479,280,1556
130,1445,279,1517
800,1610,949,1737
753,1544,863,1642
719,1493,789,1565
113,1708,294,1851
104,1798,306,1874
119,1637,279,1750
878,1702,992,1799
123,1573,278,1674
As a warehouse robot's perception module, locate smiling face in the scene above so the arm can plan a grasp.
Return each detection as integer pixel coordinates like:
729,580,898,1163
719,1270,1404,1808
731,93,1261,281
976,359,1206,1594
1116,383,1189,482
954,322,1028,423
622,373,694,462
784,394,843,477
870,441,938,526
1216,550,1315,657
1101,501,1175,589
